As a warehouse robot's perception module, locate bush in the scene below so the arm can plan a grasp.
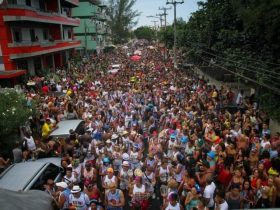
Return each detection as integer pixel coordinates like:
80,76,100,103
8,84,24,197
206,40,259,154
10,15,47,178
0,89,35,137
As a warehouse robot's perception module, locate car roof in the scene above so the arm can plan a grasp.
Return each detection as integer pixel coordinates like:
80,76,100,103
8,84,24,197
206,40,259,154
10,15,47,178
50,119,84,138
0,158,61,192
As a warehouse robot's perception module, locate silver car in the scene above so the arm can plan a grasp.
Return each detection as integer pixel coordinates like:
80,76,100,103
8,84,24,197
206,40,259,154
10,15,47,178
0,158,62,192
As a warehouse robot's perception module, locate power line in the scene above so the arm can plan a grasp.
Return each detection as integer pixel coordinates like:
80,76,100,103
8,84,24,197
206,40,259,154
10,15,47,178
195,53,280,94
200,52,280,88
186,42,280,88
185,40,280,78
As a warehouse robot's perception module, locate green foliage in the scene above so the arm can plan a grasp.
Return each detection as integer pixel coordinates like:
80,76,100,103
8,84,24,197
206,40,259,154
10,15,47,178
180,0,280,121
0,89,35,136
134,26,155,41
107,0,141,44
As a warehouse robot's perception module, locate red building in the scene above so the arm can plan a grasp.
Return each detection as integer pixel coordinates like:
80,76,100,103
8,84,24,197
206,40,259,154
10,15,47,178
0,0,81,84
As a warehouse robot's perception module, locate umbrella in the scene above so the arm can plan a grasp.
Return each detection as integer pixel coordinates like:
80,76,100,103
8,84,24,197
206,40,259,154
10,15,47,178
130,55,141,61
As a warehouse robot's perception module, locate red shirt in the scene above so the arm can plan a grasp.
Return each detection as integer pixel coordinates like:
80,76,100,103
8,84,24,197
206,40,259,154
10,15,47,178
217,168,232,186
42,85,49,93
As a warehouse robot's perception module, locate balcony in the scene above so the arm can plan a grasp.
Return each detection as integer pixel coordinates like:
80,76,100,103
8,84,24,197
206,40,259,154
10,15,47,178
1,5,80,26
8,40,81,59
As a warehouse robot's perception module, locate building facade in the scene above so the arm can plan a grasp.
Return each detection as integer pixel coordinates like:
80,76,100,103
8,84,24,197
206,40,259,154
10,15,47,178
72,0,111,55
0,0,81,81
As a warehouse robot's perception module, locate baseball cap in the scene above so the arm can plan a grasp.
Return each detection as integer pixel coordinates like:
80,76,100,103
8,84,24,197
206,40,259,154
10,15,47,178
107,167,114,173
56,182,68,189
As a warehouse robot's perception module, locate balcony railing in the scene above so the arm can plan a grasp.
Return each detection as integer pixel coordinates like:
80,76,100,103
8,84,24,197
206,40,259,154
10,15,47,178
8,40,76,48
1,4,80,26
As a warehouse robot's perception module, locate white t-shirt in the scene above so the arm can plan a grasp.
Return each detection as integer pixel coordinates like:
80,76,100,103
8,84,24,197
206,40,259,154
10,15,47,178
203,182,216,207
24,136,36,151
215,200,229,210
69,192,90,210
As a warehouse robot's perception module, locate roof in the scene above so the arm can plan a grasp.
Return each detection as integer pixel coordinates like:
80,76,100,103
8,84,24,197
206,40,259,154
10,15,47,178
0,188,54,210
0,158,61,191
0,70,26,79
50,119,84,138
0,162,47,191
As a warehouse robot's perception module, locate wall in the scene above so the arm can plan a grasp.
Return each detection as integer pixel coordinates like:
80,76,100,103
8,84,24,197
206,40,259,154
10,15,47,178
27,58,35,75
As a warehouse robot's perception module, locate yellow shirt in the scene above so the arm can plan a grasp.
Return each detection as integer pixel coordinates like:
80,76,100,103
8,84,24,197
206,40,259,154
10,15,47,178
42,122,51,138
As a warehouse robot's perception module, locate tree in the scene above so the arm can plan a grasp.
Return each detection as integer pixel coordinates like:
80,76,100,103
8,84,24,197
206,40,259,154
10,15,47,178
134,26,155,41
107,0,141,44
0,89,36,137
180,0,280,121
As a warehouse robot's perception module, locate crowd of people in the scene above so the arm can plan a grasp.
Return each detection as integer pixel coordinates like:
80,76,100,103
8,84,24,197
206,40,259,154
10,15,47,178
6,42,280,210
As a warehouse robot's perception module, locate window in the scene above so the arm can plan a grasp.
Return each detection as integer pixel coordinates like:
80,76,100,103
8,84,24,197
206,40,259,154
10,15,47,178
17,60,28,70
43,29,49,40
30,29,36,42
13,28,22,42
39,0,45,11
30,164,60,191
7,0,17,4
67,30,72,39
25,0,31,6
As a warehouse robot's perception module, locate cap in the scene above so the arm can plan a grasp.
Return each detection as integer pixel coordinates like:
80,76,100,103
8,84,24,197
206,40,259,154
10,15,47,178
56,182,68,189
106,140,112,144
168,192,178,201
170,134,176,139
111,133,118,139
71,185,81,193
122,153,129,161
122,130,128,135
181,136,188,143
207,151,216,159
135,176,142,182
107,167,114,173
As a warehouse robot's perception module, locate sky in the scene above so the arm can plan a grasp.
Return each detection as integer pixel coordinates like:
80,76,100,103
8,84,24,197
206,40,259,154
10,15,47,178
133,0,201,28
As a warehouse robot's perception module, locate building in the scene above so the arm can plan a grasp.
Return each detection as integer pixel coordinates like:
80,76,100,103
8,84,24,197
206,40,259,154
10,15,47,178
72,0,111,55
0,0,81,85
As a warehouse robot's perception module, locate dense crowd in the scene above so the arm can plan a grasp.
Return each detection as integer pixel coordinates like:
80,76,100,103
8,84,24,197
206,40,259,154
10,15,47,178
3,43,280,210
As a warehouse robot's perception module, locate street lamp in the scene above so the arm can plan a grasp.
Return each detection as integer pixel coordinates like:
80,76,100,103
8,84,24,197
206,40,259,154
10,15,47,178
166,0,184,68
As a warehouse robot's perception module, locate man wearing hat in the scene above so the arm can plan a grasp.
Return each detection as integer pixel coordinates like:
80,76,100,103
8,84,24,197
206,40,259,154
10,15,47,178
144,152,157,170
105,182,125,210
69,185,90,210
167,134,177,157
56,182,70,210
118,161,132,192
103,167,118,194
206,151,216,172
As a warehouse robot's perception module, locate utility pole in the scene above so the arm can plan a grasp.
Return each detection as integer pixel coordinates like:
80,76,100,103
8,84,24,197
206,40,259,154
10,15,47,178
166,0,184,68
147,16,160,42
156,13,164,28
159,6,171,62
84,20,88,57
